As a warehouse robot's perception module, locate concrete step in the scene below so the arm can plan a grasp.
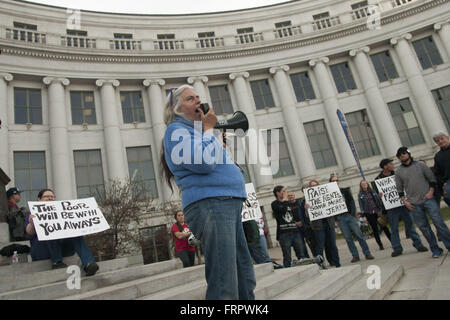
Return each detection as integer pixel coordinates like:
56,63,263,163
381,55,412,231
334,264,404,300
427,252,450,300
0,240,32,265
138,262,274,300
0,258,181,300
274,265,362,300
60,263,204,300
0,254,145,292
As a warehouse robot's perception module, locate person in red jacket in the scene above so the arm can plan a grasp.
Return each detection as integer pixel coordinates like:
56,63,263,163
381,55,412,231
171,210,196,268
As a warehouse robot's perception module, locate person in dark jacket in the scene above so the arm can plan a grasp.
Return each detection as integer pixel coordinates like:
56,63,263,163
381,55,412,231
433,131,450,206
358,180,391,250
6,187,28,241
330,175,374,263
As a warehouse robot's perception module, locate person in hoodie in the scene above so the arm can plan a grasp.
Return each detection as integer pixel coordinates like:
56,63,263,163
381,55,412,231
395,147,450,258
433,131,450,206
161,85,255,300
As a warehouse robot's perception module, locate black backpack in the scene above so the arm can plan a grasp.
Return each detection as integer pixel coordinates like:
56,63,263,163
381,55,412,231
0,244,30,257
243,220,260,245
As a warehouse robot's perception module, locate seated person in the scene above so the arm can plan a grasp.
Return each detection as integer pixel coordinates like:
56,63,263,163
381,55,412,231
25,188,99,276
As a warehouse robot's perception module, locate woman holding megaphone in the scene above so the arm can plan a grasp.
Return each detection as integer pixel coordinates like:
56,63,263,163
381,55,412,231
161,85,255,300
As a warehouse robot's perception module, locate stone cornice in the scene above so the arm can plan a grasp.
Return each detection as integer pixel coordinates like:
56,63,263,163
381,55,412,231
0,0,446,64
42,76,70,86
229,72,249,80
143,79,166,87
95,79,120,87
0,73,13,82
349,46,370,57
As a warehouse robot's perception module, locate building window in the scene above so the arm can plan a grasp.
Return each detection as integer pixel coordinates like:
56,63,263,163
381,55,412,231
208,85,234,115
14,88,42,125
140,225,171,264
64,29,93,48
198,31,219,48
157,34,176,50
351,1,369,19
290,72,316,102
304,120,338,169
250,79,275,110
330,62,357,93
370,51,399,82
225,137,252,184
112,33,140,50
237,27,256,43
70,91,96,125
313,12,331,30
432,86,450,133
12,22,38,42
263,128,295,179
412,36,443,70
74,149,105,199
388,98,425,147
126,146,159,199
345,110,380,159
120,91,146,123
274,21,292,38
13,151,47,204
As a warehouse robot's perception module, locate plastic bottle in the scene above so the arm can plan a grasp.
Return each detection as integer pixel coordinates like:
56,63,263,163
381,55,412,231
12,251,19,264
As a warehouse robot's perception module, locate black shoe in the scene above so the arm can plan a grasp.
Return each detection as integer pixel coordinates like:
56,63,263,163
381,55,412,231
416,246,428,252
379,245,384,250
84,262,99,276
52,261,67,269
391,250,403,257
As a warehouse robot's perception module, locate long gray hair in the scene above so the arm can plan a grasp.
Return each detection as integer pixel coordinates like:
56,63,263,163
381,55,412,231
163,84,195,125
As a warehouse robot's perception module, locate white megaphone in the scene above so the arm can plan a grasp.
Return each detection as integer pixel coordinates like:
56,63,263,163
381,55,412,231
188,234,201,246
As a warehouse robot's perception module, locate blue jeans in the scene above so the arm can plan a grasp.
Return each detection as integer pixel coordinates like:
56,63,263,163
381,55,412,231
313,220,340,267
278,231,306,267
184,197,256,300
387,206,423,252
248,235,271,264
46,236,95,269
337,214,371,258
410,199,450,254
444,181,450,207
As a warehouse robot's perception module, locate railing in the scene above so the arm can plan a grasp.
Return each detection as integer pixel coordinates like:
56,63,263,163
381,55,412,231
5,28,46,44
195,37,225,48
351,6,370,20
235,32,264,44
273,25,302,39
61,36,96,49
392,0,414,8
109,39,141,50
312,16,341,31
153,40,184,50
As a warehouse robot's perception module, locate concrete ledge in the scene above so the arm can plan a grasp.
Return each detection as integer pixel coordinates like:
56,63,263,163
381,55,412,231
334,264,404,300
274,265,362,300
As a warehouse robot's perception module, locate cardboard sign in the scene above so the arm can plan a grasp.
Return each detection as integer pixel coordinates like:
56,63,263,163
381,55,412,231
28,197,110,241
374,176,403,210
304,182,348,221
241,183,263,222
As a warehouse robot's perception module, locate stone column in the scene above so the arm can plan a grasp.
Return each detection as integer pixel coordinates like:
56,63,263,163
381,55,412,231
187,76,209,102
96,79,129,182
43,76,74,200
349,46,402,157
269,65,316,183
143,79,179,202
229,72,273,191
434,21,450,59
390,34,447,141
309,57,356,172
0,73,13,176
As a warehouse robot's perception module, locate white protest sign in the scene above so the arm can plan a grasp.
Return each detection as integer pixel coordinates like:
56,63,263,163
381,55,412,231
374,176,403,210
304,182,348,221
241,183,263,222
28,197,110,241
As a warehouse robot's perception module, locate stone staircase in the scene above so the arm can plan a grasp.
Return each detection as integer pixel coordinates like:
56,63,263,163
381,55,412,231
0,255,405,300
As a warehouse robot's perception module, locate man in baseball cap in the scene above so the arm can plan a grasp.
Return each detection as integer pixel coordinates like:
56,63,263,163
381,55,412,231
6,187,28,241
6,187,22,199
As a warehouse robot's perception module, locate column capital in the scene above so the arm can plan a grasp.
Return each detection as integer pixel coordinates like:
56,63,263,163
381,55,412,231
434,20,450,31
229,72,249,81
308,57,329,67
187,76,208,84
43,77,70,86
390,33,412,46
0,73,13,82
349,46,370,57
95,79,120,87
269,65,290,75
143,79,166,87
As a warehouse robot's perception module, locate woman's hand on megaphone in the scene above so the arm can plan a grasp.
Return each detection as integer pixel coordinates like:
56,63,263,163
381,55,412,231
201,105,217,133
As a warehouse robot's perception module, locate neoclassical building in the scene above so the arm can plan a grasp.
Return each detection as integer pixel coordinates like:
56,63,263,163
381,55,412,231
0,0,449,260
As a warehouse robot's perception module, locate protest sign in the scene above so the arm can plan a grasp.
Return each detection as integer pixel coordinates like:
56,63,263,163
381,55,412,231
28,197,110,241
241,183,263,222
304,182,347,221
374,176,403,210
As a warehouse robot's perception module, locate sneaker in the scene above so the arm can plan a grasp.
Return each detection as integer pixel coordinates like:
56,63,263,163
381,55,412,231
391,250,403,257
416,246,428,252
84,262,99,276
52,261,67,269
351,257,360,263
365,254,375,260
432,249,443,259
314,255,327,269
